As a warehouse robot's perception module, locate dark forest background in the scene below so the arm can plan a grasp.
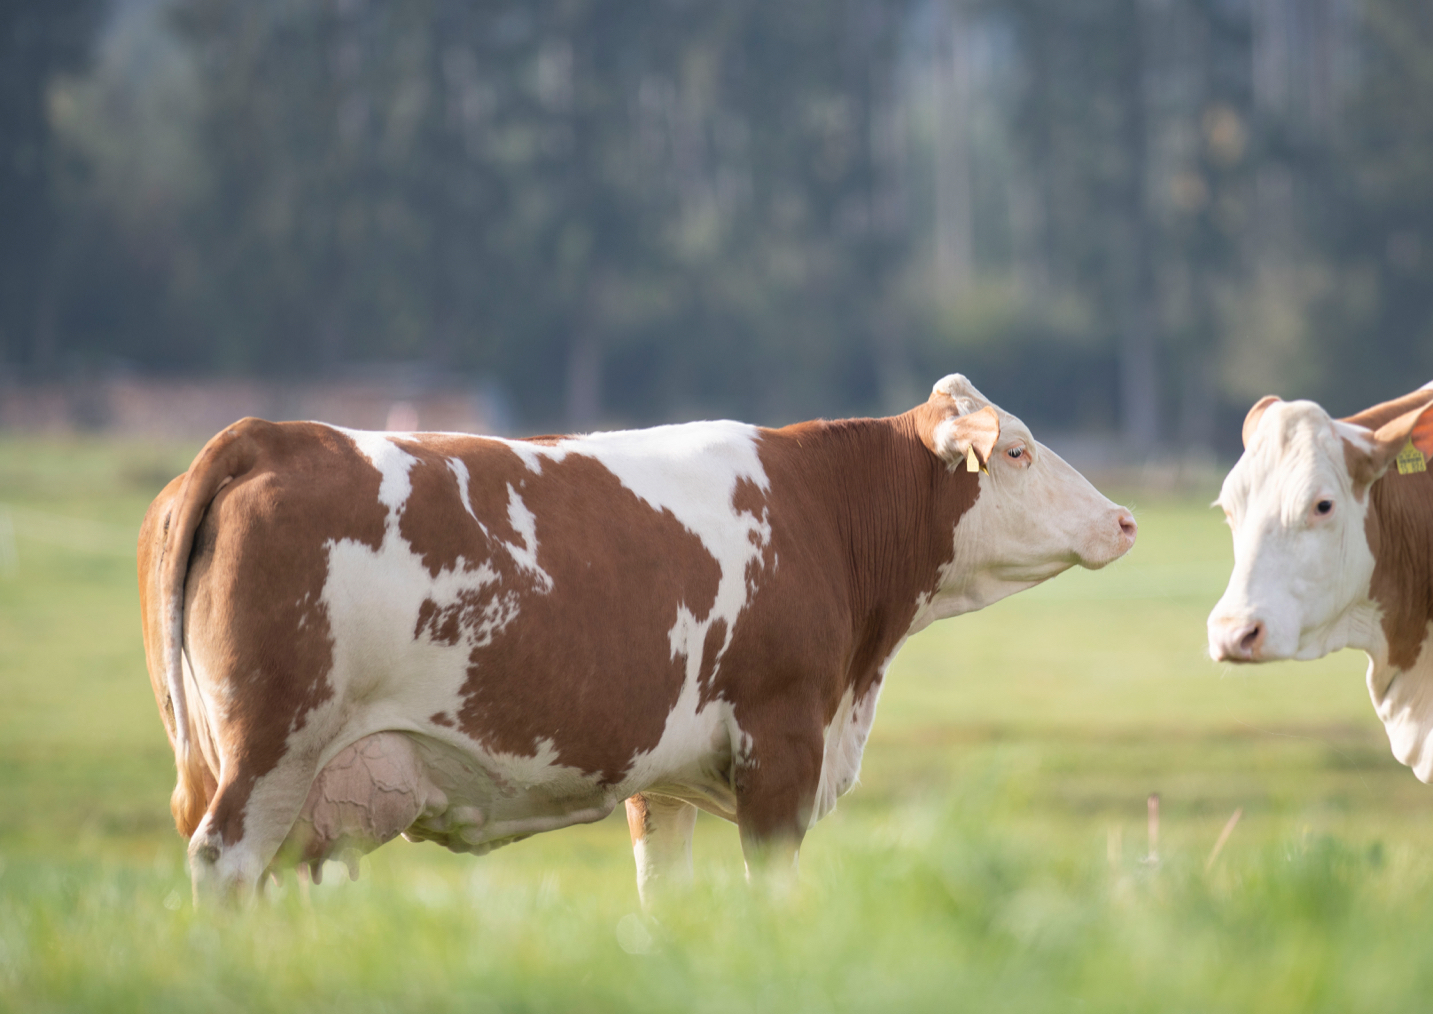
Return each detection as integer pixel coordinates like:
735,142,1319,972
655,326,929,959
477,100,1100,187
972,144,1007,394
3,0,1428,446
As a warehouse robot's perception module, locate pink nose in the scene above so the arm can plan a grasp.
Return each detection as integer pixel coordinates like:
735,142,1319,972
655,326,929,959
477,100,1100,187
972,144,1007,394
1116,510,1137,549
1211,619,1265,662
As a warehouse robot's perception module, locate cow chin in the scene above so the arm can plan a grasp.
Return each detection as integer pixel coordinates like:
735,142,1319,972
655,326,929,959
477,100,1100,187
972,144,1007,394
1078,545,1125,571
990,556,1078,587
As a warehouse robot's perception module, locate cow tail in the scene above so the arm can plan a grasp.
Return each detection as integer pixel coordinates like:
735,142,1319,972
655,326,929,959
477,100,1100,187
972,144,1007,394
160,418,263,836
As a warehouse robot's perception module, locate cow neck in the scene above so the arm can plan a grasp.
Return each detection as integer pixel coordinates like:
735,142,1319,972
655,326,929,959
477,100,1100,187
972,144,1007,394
770,410,975,698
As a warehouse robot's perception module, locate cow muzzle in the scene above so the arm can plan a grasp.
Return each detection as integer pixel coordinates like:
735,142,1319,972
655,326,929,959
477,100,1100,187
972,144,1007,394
1081,507,1138,569
1208,614,1267,663
1116,510,1138,551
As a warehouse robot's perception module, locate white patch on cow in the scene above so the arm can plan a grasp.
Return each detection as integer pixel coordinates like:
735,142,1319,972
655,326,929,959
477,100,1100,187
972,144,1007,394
180,647,225,777
810,684,878,827
932,374,990,417
808,633,914,828
929,417,967,465
1366,622,1433,783
503,484,552,589
498,439,568,475
617,666,745,817
340,428,418,524
446,457,488,536
479,736,565,789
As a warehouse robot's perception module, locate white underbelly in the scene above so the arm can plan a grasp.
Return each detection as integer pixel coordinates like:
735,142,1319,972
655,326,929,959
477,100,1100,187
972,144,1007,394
279,698,741,871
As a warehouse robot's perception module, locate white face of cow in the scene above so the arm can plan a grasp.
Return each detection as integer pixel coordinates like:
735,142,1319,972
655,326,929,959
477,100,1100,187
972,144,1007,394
1208,394,1433,664
1208,400,1380,662
925,375,1138,618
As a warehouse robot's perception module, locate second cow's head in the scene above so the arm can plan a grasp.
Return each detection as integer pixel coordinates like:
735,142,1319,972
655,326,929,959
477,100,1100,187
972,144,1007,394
1209,390,1433,663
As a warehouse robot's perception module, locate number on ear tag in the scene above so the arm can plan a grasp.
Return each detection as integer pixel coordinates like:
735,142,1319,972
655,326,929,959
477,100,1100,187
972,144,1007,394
1397,439,1427,475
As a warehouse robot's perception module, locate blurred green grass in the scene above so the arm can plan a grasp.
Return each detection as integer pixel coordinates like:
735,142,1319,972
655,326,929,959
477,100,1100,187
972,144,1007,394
2,437,1432,1013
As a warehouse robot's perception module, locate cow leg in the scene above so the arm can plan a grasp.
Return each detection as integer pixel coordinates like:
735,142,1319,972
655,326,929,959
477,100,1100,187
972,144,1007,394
734,728,823,885
625,792,698,907
186,751,321,906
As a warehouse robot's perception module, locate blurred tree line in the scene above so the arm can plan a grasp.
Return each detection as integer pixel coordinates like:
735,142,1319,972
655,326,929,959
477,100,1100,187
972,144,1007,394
2,0,1429,444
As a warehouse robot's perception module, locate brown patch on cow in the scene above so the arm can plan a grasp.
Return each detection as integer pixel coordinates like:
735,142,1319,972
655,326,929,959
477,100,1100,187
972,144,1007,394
172,422,389,845
1343,438,1375,502
1340,389,1433,670
1366,458,1433,670
430,711,456,728
414,597,465,646
138,474,187,746
700,407,983,840
456,455,721,781
1342,388,1433,433
625,792,651,842
391,436,539,579
376,435,724,783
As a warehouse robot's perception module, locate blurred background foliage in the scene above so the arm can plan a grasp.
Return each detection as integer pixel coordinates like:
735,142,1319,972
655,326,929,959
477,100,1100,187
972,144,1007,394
2,0,1427,441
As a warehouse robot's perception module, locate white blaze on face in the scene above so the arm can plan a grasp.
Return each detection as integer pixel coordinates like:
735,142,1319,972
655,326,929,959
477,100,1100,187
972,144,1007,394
923,375,1137,622
1207,401,1379,663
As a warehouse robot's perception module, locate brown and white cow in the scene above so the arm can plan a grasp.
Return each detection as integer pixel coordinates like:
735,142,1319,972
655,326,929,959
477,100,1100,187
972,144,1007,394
138,374,1136,904
1209,384,1433,779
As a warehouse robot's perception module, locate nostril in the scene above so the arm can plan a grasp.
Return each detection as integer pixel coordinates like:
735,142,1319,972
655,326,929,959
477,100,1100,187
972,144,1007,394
1237,622,1264,658
1118,513,1137,539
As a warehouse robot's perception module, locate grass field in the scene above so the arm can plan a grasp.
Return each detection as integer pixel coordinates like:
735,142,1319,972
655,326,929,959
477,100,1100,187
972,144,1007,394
3,437,1433,1012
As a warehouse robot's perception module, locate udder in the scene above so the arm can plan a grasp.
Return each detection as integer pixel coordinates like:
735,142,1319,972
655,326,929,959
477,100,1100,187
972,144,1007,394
274,729,619,881
277,731,447,881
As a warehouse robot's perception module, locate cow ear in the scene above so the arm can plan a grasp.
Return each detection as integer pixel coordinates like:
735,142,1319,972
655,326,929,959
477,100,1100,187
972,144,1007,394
1242,395,1281,449
932,405,1001,473
1365,401,1433,479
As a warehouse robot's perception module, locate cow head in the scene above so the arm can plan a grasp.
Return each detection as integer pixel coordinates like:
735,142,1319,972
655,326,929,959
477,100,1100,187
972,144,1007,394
1208,392,1433,663
919,374,1137,617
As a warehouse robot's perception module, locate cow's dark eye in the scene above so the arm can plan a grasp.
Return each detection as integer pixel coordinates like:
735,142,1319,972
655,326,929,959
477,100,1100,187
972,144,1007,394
1008,447,1024,459
1315,499,1333,515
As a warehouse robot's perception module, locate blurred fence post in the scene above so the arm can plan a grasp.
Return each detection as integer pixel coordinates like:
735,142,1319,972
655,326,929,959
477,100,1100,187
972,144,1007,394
1205,807,1243,871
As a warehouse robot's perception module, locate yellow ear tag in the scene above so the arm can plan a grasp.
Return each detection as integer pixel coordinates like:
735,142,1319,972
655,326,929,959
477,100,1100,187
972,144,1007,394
966,446,986,475
1396,438,1427,475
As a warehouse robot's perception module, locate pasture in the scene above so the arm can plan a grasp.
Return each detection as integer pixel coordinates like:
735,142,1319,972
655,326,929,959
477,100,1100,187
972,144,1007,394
2,436,1432,1013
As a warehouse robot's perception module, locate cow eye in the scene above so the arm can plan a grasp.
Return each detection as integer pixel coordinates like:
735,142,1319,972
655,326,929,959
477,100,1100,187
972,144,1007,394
1007,447,1024,460
1315,499,1333,516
